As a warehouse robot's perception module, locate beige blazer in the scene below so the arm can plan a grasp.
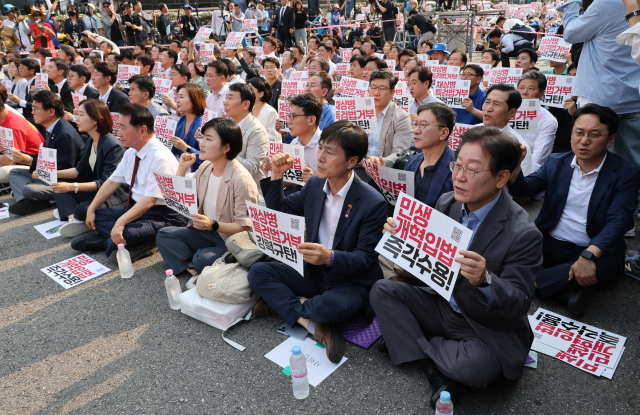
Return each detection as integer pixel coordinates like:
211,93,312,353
194,159,259,241
379,101,413,167
238,114,270,188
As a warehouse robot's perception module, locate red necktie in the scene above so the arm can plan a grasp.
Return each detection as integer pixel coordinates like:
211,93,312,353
125,155,141,212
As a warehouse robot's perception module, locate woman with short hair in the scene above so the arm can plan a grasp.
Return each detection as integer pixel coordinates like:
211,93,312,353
170,83,206,173
248,77,282,143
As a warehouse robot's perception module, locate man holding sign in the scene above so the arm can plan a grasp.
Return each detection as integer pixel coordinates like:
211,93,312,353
248,121,388,364
371,127,543,409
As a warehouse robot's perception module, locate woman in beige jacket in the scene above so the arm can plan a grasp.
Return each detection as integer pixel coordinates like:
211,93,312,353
156,118,259,277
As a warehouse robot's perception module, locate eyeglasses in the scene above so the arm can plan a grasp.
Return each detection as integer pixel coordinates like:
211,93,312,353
449,161,490,179
572,130,609,141
460,72,479,78
287,113,308,120
369,86,391,93
263,65,277,70
413,121,445,131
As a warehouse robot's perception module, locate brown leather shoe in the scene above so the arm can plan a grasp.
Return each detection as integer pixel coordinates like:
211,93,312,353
252,299,277,318
313,323,345,364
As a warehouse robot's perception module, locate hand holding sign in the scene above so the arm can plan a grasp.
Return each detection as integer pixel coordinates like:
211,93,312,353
455,250,488,286
297,242,332,265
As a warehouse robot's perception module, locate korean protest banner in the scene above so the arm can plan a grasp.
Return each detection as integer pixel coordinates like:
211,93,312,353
243,19,258,33
0,127,14,160
74,57,84,65
248,200,305,276
340,48,353,62
117,65,140,89
416,55,439,67
41,254,111,289
433,79,470,109
448,123,474,150
538,36,572,62
375,192,473,301
362,159,415,205
393,81,410,113
152,169,198,218
152,62,163,76
45,57,52,68
277,99,291,132
153,78,173,104
111,113,121,135
35,145,57,185
487,68,523,88
289,70,309,81
197,109,219,137
338,76,369,97
35,73,48,92
72,92,87,111
374,53,385,60
194,27,213,44
335,63,350,77
541,75,574,109
281,80,307,97
509,99,539,134
361,6,370,12
1,80,10,91
529,308,626,378
154,116,178,150
430,64,460,80
199,43,215,64
477,63,493,79
385,60,396,70
253,46,265,59
335,97,378,133
225,32,246,49
268,142,305,186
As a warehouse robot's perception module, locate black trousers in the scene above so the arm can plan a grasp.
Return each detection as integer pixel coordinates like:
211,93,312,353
384,27,396,43
536,233,623,298
277,29,292,48
500,41,533,68
52,190,96,221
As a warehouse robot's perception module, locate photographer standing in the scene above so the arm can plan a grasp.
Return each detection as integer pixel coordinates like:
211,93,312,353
30,9,55,49
133,1,152,42
179,5,198,40
2,5,31,52
122,2,143,45
102,2,125,46
64,5,86,48
84,4,104,36
375,0,396,43
156,3,171,43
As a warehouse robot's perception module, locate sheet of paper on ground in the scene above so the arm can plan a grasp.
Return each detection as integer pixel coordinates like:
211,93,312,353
34,219,66,239
362,159,414,205
247,201,305,276
0,202,8,219
152,169,198,218
375,193,472,301
264,336,347,387
41,254,111,289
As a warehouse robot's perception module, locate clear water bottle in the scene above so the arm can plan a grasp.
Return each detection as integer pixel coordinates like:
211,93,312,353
116,244,134,279
164,269,182,310
290,346,309,399
435,391,454,415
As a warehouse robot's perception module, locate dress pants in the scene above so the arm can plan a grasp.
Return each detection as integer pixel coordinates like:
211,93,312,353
248,262,368,328
0,165,29,183
156,226,227,274
8,168,53,202
536,233,622,298
384,26,396,43
370,279,502,388
94,205,189,257
277,29,292,48
52,191,100,221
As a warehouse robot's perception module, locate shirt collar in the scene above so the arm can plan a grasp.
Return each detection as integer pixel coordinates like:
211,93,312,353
378,102,392,120
215,84,229,98
237,114,250,128
79,84,87,94
100,86,112,101
323,170,355,199
136,135,157,160
570,153,607,174
46,117,61,134
461,189,502,224
56,78,66,92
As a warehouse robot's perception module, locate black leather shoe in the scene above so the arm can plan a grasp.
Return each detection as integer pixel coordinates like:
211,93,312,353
376,338,389,354
71,233,108,252
9,200,50,216
423,359,462,410
566,290,586,316
109,241,157,263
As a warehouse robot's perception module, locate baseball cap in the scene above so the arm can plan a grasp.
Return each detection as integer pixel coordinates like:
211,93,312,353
183,4,193,8
2,4,15,13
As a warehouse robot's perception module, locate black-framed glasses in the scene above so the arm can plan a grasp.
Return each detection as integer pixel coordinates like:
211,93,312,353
287,113,308,121
412,121,445,130
572,130,609,141
449,161,490,179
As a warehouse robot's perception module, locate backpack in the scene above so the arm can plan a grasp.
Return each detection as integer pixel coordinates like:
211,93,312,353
510,23,537,42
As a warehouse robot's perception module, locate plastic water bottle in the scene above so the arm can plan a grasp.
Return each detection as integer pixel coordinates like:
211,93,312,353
290,346,309,399
116,244,134,279
164,269,182,310
435,391,454,415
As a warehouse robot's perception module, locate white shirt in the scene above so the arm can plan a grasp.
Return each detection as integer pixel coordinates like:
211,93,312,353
108,136,179,206
328,61,337,76
4,19,31,52
367,103,391,157
549,154,607,246
203,173,223,219
409,92,441,115
99,87,112,104
318,171,355,249
227,76,246,86
519,106,558,171
256,103,281,143
206,84,229,116
19,78,36,108
290,127,321,175
476,123,535,177
55,79,67,97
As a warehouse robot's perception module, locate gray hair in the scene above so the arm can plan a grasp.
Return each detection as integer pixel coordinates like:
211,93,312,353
518,69,547,93
369,69,399,90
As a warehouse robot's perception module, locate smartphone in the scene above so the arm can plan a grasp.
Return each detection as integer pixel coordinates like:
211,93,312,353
277,323,308,341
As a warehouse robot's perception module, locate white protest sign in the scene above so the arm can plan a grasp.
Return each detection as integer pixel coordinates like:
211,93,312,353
335,97,377,133
199,43,215,64
194,27,213,44
509,99,539,134
153,78,173,104
154,116,178,150
72,92,87,111
152,169,198,218
362,159,415,205
392,81,410,113
1,80,11,91
0,202,8,219
253,46,265,59
0,127,14,160
538,36,572,62
35,145,57,185
277,99,291,132
356,13,365,20
477,63,493,78
338,76,369,97
430,65,460,80
374,53,385,60
35,73,48,92
75,57,84,65
375,192,473,301
247,200,305,276
361,6,370,13
152,62,163,76
385,59,396,70
335,63,350,77
41,254,111,289
197,109,219,136
45,57,52,68
340,48,353,62
116,65,140,89
225,32,246,49
417,55,439,67
433,79,470,109
488,68,523,88
448,123,474,150
289,70,309,81
268,142,305,186
541,74,574,108
111,113,121,135
243,19,258,33
281,80,307,97
34,219,65,239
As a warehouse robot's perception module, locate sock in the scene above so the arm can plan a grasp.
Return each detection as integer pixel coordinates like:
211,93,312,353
306,320,318,335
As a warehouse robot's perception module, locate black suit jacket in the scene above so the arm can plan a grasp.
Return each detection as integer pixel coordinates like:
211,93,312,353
51,81,76,114
105,87,130,113
76,133,128,208
30,118,85,173
83,86,101,100
268,79,282,110
274,5,294,32
22,78,36,125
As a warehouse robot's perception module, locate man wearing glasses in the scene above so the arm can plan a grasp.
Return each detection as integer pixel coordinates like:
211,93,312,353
454,64,486,125
509,104,640,316
372,126,543,409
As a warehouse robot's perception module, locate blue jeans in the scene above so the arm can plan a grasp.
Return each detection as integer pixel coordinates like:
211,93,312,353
113,39,125,47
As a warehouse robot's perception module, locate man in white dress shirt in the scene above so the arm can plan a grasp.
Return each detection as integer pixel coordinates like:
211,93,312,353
205,60,229,116
408,66,442,124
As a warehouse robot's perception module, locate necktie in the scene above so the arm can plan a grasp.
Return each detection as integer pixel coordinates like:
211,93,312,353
280,7,284,25
45,130,52,144
11,82,15,94
125,155,141,212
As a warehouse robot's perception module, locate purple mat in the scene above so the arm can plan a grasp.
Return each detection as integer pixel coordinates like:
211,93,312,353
343,316,382,348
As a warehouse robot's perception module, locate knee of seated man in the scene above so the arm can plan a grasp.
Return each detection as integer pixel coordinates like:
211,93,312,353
369,278,398,305
449,342,502,388
247,262,273,286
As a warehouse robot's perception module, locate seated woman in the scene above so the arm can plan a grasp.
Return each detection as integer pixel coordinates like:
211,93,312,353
170,83,206,173
248,77,282,143
188,59,210,96
156,118,259,278
53,99,127,237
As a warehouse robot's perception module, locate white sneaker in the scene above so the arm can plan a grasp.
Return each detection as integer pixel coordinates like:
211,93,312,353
625,227,636,238
59,221,91,238
53,209,59,219
186,275,198,289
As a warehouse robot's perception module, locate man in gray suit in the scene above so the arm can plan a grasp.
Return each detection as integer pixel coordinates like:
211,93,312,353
127,75,170,120
370,126,543,409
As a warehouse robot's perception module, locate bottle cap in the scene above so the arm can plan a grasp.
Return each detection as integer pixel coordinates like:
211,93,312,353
440,391,450,401
117,243,125,249
292,346,301,355
165,269,173,276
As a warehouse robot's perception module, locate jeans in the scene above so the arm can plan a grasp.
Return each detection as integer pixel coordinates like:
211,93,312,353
113,39,125,47
294,28,307,47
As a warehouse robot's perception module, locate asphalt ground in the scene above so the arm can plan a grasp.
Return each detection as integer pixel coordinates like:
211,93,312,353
1,190,640,415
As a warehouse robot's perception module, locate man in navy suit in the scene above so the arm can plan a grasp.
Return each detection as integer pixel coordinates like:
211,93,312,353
272,0,294,48
62,65,101,124
248,121,388,364
92,61,130,113
508,104,640,315
47,58,76,114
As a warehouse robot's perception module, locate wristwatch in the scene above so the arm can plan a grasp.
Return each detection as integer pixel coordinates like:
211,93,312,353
211,220,219,232
478,269,492,287
625,10,640,22
74,182,78,193
580,250,596,262
185,146,192,154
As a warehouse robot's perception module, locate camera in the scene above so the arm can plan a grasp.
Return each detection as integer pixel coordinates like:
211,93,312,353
368,0,381,13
